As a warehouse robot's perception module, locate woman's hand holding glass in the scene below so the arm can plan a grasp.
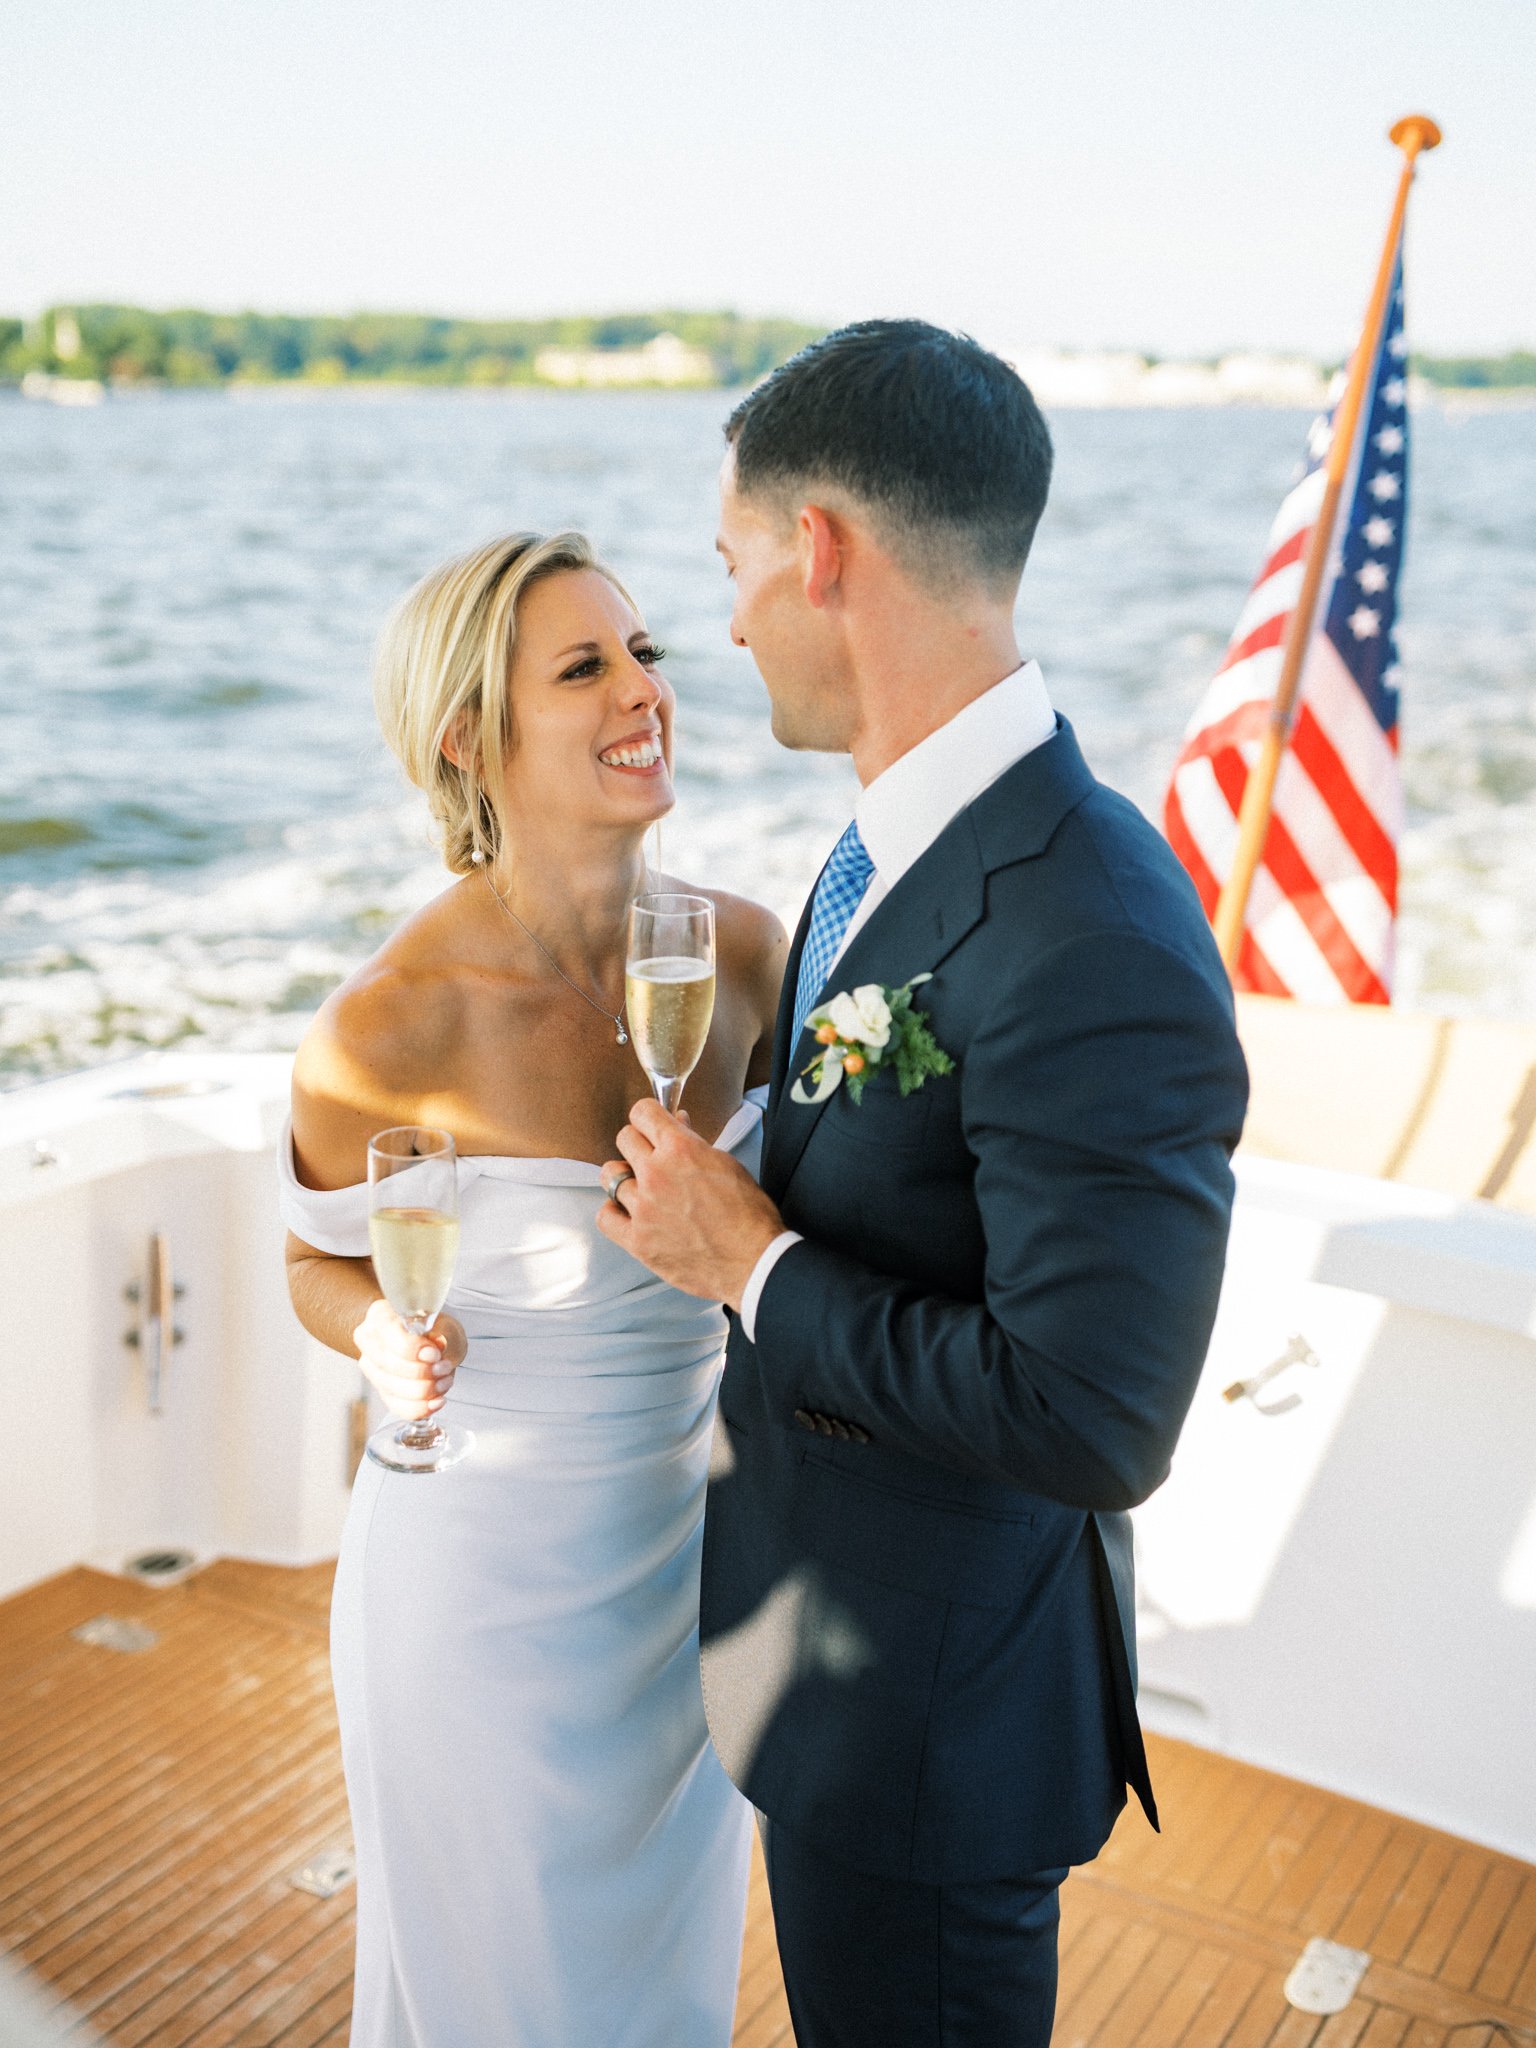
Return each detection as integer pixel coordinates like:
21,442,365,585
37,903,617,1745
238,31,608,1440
352,1298,468,1421
364,1124,474,1472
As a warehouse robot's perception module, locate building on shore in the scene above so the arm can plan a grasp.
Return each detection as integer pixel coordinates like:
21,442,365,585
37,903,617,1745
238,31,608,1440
999,346,1332,409
533,331,714,388
20,369,105,405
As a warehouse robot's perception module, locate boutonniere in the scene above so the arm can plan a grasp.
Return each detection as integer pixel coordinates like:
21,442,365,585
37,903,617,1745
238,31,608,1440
791,976,955,1106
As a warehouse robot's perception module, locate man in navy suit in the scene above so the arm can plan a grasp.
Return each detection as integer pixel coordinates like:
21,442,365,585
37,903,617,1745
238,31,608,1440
600,319,1248,2046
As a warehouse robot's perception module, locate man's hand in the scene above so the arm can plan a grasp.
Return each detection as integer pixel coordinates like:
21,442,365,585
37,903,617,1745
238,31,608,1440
596,1099,785,1307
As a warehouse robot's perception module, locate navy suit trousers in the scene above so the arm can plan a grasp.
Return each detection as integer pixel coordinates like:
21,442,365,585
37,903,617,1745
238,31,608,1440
761,1816,1069,2047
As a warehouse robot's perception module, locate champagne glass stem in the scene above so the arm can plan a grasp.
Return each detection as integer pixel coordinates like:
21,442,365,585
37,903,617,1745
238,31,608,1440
365,1127,470,1475
654,1076,685,1113
396,1314,445,1450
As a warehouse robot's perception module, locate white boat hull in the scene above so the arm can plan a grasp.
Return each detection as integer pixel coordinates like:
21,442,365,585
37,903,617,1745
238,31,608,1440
0,1055,356,1600
1134,1151,1536,1863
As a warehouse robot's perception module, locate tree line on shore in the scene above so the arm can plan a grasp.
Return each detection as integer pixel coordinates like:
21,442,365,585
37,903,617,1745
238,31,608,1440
0,304,1530,393
1409,351,1536,389
0,307,823,389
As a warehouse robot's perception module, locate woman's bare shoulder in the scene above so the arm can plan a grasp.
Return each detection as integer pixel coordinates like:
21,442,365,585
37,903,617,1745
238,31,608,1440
672,880,789,1031
291,893,473,1190
673,880,787,955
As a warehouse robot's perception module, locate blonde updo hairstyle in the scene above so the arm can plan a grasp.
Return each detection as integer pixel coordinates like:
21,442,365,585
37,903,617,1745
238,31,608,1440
372,531,635,875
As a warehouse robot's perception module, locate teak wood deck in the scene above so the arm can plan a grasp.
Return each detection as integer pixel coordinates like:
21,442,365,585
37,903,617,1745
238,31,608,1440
3,1561,1534,2046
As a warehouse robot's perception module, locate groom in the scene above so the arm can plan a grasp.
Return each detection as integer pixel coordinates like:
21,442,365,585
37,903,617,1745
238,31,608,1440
599,319,1248,2046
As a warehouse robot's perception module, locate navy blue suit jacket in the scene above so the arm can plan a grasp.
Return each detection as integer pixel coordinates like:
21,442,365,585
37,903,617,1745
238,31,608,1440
698,717,1248,1884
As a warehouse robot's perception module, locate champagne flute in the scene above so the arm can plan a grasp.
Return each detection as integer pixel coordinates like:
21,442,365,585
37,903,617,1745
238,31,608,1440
625,893,716,1112
366,1127,473,1474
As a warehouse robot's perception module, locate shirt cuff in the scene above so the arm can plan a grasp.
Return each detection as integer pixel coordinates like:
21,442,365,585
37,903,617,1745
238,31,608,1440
739,1231,803,1344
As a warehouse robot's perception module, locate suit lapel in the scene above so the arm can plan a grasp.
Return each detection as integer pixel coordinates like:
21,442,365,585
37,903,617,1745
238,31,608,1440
766,882,819,1126
762,717,1097,1203
763,819,986,1199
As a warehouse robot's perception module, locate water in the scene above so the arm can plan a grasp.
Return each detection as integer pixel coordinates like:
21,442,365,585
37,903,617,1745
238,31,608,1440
2,389,1532,1084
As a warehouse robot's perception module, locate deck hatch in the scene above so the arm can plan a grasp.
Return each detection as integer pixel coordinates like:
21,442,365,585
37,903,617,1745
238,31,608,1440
71,1615,158,1653
1284,1937,1372,2014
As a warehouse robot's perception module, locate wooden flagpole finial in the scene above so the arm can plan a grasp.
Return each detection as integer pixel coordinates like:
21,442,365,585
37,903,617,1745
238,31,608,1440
1210,116,1442,977
1390,115,1442,160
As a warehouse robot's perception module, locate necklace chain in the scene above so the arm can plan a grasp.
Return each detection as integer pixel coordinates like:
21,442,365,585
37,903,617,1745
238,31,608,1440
483,870,631,1046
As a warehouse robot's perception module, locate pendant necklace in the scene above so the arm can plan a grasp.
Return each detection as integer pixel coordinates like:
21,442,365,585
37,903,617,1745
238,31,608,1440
482,867,631,1045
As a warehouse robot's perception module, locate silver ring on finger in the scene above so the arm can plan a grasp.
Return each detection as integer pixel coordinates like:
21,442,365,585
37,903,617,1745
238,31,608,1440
602,1164,636,1204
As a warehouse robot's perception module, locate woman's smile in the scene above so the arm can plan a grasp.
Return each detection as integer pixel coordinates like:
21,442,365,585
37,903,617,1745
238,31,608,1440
598,728,666,774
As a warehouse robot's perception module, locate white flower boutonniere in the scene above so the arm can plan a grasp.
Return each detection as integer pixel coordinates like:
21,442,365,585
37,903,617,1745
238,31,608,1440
791,975,955,1106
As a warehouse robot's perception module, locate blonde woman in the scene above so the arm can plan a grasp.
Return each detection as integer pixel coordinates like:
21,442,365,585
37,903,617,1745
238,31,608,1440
279,533,786,2047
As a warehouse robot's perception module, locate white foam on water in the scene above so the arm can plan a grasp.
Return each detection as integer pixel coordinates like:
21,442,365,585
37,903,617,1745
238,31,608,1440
0,777,855,1082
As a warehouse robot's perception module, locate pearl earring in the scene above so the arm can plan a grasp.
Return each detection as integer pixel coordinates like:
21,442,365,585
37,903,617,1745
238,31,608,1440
471,847,486,865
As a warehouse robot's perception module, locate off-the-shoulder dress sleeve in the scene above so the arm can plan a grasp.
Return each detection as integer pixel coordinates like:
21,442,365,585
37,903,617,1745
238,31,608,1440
278,1084,772,1256
276,1120,372,1258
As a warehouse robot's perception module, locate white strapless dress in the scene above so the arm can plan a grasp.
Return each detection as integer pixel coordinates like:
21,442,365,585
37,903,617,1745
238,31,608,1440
276,1095,764,2048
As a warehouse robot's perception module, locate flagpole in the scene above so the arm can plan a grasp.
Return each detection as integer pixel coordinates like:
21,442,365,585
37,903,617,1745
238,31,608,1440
1211,113,1441,975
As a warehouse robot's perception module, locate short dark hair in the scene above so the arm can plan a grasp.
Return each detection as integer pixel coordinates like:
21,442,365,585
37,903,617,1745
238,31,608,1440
725,318,1053,590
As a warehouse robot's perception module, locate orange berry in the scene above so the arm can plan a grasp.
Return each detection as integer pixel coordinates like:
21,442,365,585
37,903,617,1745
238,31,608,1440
843,1051,865,1075
815,1022,839,1044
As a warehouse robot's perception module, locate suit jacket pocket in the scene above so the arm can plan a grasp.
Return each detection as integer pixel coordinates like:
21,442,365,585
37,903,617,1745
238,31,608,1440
797,1454,1033,1609
817,1070,941,1148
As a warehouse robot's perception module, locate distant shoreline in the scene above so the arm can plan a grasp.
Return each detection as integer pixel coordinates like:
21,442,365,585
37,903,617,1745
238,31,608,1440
8,375,1532,414
2,305,1531,402
0,306,817,397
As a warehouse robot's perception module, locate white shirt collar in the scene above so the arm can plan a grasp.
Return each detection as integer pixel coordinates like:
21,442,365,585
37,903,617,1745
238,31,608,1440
854,660,1055,892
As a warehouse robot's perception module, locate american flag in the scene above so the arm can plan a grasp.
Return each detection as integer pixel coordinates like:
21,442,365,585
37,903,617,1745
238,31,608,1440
1163,260,1409,1003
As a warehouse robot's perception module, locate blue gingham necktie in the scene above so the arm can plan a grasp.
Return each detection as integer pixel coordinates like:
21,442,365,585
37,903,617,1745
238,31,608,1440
791,820,876,1049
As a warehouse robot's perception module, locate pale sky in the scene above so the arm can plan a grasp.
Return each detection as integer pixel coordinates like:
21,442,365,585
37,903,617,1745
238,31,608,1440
3,0,1531,357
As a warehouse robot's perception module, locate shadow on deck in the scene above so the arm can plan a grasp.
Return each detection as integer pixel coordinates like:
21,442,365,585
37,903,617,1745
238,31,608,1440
3,1562,1533,2046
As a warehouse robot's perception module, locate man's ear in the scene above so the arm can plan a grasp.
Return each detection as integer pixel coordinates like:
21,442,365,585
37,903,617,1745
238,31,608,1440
798,504,844,610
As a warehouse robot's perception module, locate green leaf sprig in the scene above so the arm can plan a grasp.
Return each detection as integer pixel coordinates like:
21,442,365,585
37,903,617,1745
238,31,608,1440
792,974,956,1107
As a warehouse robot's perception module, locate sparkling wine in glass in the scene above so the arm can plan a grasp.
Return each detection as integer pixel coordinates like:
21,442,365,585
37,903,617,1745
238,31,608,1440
625,893,716,1112
366,1127,473,1474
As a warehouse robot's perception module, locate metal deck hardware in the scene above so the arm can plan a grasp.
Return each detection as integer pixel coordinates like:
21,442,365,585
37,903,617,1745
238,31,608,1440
71,1616,159,1654
1284,1937,1372,2014
124,1232,186,1414
1223,1333,1320,1415
289,1849,356,1899
122,1550,200,1587
110,1077,230,1099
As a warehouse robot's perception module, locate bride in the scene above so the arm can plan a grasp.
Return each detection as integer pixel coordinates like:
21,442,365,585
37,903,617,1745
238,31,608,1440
278,531,787,2047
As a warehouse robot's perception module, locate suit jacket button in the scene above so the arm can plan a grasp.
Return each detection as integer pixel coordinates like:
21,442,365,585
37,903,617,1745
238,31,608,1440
793,1409,817,1432
829,1418,851,1440
814,1414,836,1436
848,1425,871,1444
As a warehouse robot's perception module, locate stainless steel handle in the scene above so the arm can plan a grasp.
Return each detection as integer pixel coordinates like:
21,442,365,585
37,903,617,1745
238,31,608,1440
1223,1334,1319,1416
124,1232,186,1414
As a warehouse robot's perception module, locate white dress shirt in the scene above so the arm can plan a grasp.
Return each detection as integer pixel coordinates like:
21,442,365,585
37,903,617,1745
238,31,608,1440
739,659,1056,1340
